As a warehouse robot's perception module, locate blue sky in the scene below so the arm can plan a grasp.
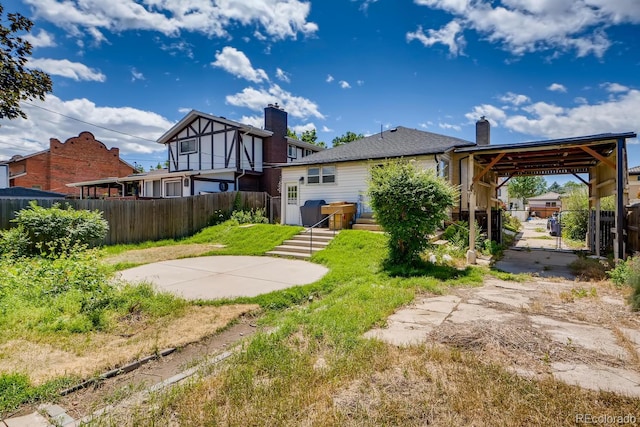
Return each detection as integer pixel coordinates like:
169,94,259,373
2,0,639,185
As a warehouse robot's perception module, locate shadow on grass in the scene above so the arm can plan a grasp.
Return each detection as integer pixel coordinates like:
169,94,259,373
383,259,474,281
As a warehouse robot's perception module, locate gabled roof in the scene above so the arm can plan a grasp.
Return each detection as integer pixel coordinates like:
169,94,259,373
0,187,66,199
157,110,272,144
527,192,562,201
630,165,640,174
286,137,324,152
281,126,474,166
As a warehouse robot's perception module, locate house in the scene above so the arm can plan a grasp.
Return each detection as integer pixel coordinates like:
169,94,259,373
526,192,562,218
68,104,323,198
279,125,478,225
0,132,136,197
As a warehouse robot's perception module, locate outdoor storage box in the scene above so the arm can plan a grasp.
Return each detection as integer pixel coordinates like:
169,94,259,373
321,202,357,230
300,199,327,227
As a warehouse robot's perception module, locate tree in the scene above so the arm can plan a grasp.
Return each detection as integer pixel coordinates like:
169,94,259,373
286,128,298,139
507,176,547,202
562,181,582,193
332,131,363,147
300,129,326,148
0,5,52,121
547,181,562,193
368,160,458,266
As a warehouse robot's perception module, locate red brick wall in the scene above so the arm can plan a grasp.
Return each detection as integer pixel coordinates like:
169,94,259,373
9,132,135,196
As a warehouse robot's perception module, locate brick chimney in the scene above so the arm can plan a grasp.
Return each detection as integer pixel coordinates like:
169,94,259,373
476,116,490,146
262,103,288,196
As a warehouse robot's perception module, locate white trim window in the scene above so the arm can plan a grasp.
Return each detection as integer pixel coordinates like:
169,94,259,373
164,179,182,197
308,165,336,184
179,138,197,155
288,144,297,159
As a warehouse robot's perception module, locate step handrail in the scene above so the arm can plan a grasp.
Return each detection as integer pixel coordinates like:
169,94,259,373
303,211,340,256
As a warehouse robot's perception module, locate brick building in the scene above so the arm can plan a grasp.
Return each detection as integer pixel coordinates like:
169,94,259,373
1,132,135,196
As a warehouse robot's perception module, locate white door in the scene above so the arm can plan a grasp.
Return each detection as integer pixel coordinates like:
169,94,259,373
285,182,300,225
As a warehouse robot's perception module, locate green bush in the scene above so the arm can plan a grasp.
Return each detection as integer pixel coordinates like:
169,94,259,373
503,212,521,233
230,208,269,225
6,202,108,256
0,226,30,258
208,209,231,226
608,258,631,288
368,160,458,266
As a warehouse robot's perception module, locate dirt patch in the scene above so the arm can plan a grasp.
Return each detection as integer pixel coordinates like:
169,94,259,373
0,304,258,385
103,243,225,265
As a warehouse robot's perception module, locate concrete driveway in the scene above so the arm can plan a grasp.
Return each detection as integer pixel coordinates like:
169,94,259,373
117,256,329,300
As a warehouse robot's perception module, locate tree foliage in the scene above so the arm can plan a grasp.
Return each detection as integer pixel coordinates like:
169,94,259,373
287,128,326,148
547,181,562,193
507,176,547,201
368,160,458,266
0,5,52,121
332,131,363,147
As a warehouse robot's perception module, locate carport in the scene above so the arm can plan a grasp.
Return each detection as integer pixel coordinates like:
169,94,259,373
455,132,637,263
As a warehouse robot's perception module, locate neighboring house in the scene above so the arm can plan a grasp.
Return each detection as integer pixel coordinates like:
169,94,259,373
526,192,562,218
0,132,136,197
68,104,323,198
279,125,478,225
629,165,640,205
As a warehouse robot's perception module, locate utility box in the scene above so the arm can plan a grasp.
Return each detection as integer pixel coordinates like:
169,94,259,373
321,202,356,230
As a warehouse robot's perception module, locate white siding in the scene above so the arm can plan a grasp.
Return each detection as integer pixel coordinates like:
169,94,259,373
240,134,263,172
281,157,438,225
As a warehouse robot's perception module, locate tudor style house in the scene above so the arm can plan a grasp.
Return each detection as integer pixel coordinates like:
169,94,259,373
0,132,136,197
69,104,322,198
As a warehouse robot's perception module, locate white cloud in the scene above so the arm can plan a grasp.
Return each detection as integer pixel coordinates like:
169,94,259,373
321,125,333,132
276,68,291,83
355,0,379,12
23,0,318,42
602,82,629,93
239,115,264,128
466,85,640,139
178,107,191,114
439,122,462,131
413,0,640,57
22,29,57,48
547,83,567,93
211,47,268,83
0,95,173,159
339,80,351,89
407,20,465,56
159,40,194,59
326,74,334,83
356,80,364,86
28,58,106,82
292,123,316,134
500,92,530,105
226,84,325,120
131,68,145,82
574,97,588,105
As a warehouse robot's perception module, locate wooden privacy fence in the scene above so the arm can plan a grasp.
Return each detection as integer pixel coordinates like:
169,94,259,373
627,205,640,254
0,192,267,245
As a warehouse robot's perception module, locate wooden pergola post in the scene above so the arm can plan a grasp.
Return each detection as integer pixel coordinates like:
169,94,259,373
616,138,626,261
467,154,476,264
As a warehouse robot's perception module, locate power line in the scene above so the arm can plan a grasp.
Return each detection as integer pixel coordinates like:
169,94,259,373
23,101,160,142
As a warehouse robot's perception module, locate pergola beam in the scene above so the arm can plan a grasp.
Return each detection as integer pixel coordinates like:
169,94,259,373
473,152,505,185
580,145,616,170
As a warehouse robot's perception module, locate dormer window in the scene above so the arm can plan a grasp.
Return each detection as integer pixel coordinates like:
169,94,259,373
179,138,197,155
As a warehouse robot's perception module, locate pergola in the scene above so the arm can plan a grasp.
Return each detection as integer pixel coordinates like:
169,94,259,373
455,132,637,262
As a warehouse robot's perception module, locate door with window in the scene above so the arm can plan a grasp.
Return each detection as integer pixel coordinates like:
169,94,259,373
285,183,300,225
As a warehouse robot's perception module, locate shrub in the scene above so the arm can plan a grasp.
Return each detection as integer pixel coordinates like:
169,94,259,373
608,258,631,288
0,226,30,258
9,202,108,256
230,208,269,225
208,209,231,226
502,212,521,233
368,160,458,266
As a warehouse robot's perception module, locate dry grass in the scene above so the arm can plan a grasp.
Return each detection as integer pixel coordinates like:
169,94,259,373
102,243,225,266
0,304,258,384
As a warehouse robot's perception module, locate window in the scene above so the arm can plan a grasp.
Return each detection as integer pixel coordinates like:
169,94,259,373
164,180,181,197
308,166,335,184
304,149,313,157
545,201,557,207
287,185,298,205
288,144,297,159
497,188,502,197
438,159,450,181
179,138,197,155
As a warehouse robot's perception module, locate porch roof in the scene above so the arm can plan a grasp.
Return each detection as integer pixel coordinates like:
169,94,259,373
455,132,636,177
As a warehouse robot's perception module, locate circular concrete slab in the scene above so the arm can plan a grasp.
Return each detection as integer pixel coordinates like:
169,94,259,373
116,256,329,300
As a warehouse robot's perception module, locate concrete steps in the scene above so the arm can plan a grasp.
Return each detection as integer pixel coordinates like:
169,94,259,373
267,228,338,259
352,212,383,232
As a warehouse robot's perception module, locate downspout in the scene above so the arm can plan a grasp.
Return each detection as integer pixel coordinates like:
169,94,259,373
235,130,250,191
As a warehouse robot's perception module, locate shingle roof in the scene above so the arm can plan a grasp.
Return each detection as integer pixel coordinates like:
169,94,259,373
281,126,474,166
630,165,640,174
0,187,66,199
